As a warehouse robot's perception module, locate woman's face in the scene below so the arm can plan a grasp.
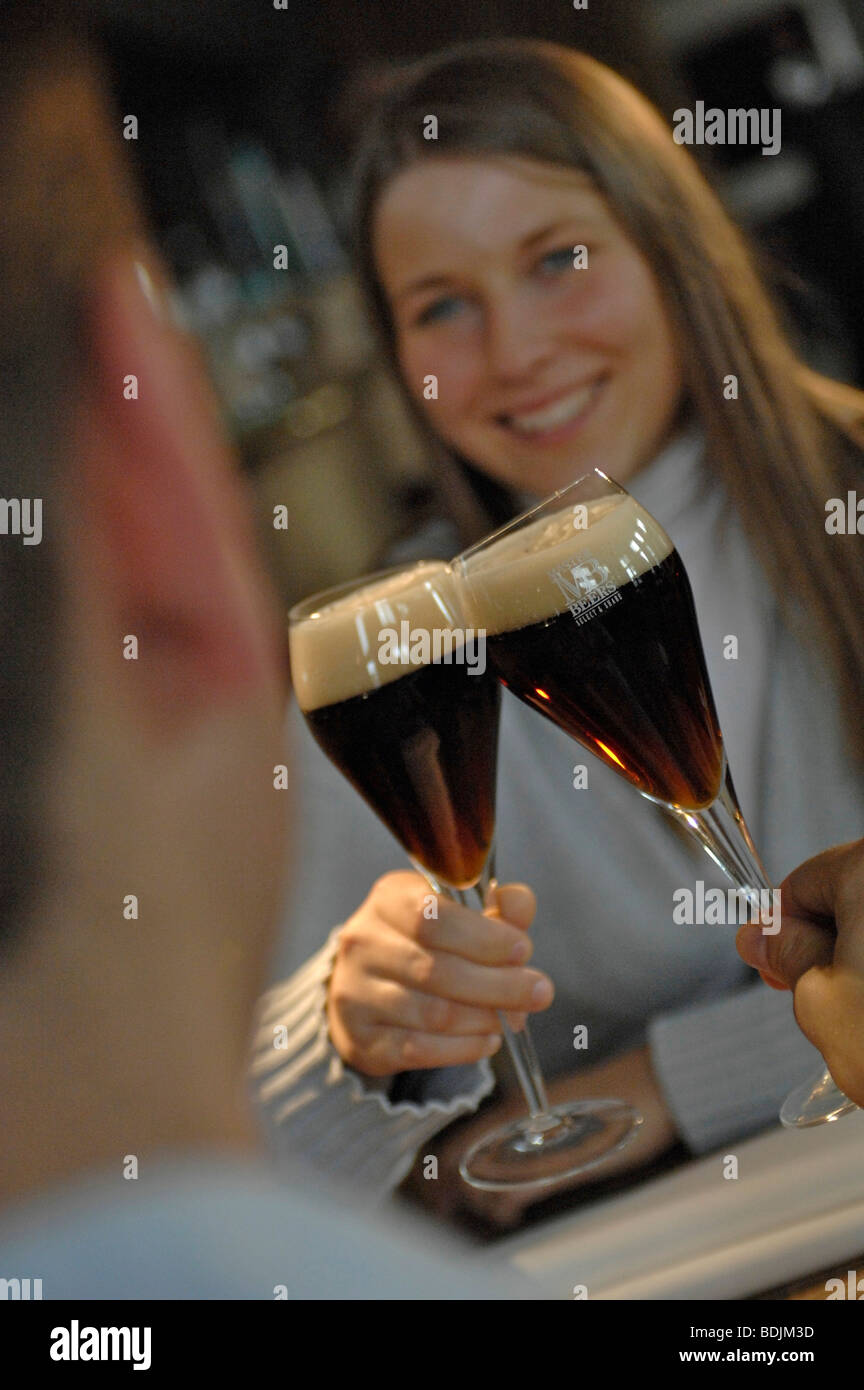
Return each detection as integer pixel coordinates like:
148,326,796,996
374,156,684,495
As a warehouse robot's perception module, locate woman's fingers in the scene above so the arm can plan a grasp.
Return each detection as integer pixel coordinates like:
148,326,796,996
486,883,537,933
359,977,502,1036
387,884,538,966
356,925,554,1013
345,1024,503,1077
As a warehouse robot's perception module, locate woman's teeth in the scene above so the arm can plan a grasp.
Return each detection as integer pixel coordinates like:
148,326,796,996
505,380,600,434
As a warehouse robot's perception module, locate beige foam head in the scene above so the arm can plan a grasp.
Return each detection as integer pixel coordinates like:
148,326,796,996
290,562,463,710
459,492,673,634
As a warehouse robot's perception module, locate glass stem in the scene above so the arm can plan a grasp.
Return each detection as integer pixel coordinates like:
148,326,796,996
667,760,773,907
415,850,551,1121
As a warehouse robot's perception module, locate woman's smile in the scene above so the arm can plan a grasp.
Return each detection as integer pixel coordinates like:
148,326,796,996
493,373,608,445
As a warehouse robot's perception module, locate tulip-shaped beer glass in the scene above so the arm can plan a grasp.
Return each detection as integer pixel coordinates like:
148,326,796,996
289,560,643,1189
455,472,856,1130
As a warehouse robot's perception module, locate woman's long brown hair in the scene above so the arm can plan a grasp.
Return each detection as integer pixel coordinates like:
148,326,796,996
351,39,864,768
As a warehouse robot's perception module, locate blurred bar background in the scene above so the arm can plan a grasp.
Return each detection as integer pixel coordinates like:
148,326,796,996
91,0,864,605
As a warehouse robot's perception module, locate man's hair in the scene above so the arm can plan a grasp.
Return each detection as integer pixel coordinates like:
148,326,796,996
0,4,142,947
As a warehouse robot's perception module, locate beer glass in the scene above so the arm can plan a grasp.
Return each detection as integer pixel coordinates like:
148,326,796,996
454,472,857,1130
289,560,643,1189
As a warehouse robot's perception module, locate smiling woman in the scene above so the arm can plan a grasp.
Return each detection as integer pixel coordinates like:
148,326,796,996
260,37,864,1230
350,38,864,768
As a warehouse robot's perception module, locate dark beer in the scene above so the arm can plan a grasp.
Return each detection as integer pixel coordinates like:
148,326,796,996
461,492,724,811
291,563,499,889
305,659,499,888
487,548,723,810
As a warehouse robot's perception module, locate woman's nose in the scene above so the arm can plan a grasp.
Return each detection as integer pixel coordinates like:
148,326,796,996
483,297,556,383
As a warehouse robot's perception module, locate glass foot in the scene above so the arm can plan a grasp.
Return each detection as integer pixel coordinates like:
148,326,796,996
458,1098,643,1191
780,1064,858,1128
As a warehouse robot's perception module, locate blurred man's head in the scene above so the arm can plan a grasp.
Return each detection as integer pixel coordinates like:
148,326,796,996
0,4,289,1203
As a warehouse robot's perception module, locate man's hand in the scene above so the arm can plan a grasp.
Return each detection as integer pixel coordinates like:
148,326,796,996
736,838,864,1106
404,1043,678,1229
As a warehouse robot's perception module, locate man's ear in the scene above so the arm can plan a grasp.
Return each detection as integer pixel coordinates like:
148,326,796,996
74,246,281,720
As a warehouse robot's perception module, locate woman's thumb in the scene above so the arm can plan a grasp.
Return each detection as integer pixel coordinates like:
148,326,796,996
488,882,537,931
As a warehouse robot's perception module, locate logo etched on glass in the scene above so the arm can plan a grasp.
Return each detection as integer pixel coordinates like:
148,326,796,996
548,557,622,626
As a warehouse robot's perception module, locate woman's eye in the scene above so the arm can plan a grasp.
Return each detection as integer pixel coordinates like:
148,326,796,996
415,295,464,326
537,246,583,276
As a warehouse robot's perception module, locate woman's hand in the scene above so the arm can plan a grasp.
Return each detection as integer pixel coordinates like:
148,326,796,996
326,871,553,1077
736,838,864,1106
406,1044,678,1229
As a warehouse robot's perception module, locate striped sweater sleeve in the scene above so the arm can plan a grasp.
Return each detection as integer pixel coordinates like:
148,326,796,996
248,927,496,1200
648,981,823,1153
